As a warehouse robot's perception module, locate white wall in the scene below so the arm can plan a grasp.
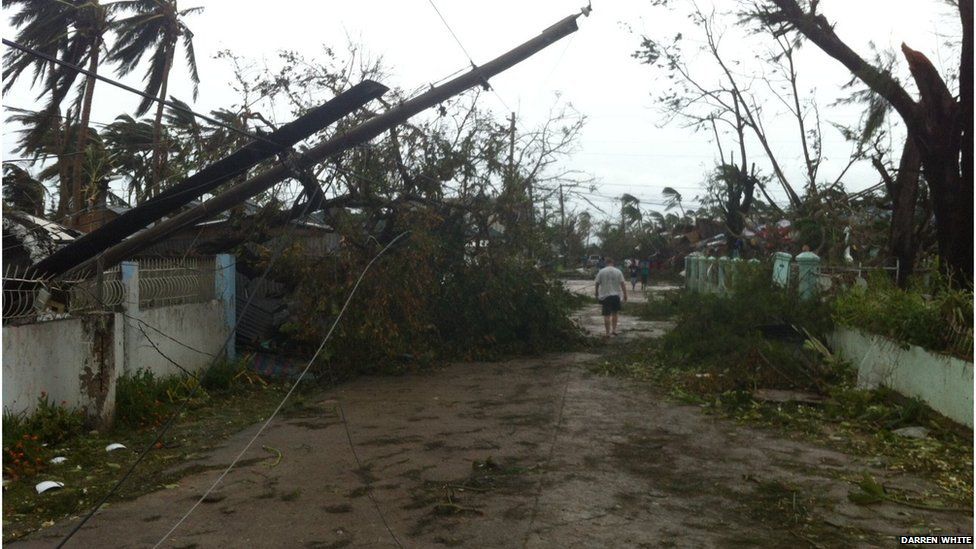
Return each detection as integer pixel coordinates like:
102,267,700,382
127,301,230,378
4,317,89,414
3,314,124,419
831,327,974,428
3,301,230,423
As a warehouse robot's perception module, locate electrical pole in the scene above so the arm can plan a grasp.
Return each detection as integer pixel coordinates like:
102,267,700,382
507,112,516,181
559,183,566,267
34,81,387,278
620,197,625,234
67,11,586,275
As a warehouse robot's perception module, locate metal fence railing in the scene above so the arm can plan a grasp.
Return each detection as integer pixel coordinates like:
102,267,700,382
3,257,220,324
2,264,124,324
2,265,49,322
138,257,216,309
67,266,126,315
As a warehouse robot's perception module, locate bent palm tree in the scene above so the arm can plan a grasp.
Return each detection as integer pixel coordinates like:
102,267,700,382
2,164,48,216
109,0,202,197
68,0,111,222
661,186,685,218
5,0,111,221
620,193,642,232
3,0,74,97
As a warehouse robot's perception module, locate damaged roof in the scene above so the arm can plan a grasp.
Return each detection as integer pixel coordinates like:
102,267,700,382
2,210,83,266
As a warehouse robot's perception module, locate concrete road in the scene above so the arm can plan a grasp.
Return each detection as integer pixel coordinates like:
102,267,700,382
14,284,970,548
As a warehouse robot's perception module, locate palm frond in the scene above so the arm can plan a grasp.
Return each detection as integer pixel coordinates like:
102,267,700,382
180,27,200,98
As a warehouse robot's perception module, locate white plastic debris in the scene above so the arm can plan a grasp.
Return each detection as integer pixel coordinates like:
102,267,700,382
35,481,64,494
893,426,930,439
49,456,67,465
105,443,126,452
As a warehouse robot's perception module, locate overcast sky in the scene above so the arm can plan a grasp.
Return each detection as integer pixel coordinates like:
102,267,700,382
2,0,960,221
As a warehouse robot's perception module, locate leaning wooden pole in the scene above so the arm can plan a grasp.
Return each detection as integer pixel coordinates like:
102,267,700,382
70,11,585,275
35,80,388,278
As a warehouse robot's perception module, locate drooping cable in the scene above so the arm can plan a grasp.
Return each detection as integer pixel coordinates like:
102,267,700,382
152,231,410,548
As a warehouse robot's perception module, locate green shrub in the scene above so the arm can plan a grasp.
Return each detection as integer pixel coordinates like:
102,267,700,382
3,395,84,480
115,370,191,428
436,256,582,358
272,211,584,376
3,393,85,446
655,264,837,392
200,360,246,393
834,273,973,359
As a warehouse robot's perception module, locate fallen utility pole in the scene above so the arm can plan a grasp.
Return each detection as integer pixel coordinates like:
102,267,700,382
70,10,585,276
34,81,388,278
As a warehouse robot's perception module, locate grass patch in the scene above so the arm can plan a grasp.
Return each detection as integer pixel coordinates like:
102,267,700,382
2,363,290,543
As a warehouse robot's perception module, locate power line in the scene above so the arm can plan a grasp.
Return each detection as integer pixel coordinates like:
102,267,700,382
152,231,410,548
54,189,324,548
426,0,476,67
423,0,513,113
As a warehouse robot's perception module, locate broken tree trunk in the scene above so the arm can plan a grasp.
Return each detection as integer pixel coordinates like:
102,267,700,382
67,11,584,276
874,139,921,286
34,80,388,279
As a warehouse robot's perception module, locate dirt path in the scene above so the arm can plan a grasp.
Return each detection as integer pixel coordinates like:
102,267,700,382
16,283,971,547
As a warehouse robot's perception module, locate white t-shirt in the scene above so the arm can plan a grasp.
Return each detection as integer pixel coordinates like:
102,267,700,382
595,266,625,300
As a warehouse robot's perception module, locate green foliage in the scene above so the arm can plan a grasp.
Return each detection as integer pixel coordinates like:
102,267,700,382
272,209,583,379
200,360,246,393
3,394,84,480
638,290,684,320
116,361,258,428
437,256,581,358
3,393,85,447
115,369,192,428
651,264,836,392
834,273,973,359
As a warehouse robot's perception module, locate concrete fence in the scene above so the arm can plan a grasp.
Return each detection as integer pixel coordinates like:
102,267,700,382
682,251,974,428
830,328,973,428
685,251,821,298
2,255,236,426
683,253,763,296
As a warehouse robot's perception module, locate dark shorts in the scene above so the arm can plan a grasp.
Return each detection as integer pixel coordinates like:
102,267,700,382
641,273,649,283
600,295,621,316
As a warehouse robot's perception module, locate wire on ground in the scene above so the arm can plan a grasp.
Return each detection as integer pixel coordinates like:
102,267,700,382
152,231,410,549
54,182,323,548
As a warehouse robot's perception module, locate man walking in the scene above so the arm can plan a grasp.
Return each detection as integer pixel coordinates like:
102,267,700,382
595,257,627,337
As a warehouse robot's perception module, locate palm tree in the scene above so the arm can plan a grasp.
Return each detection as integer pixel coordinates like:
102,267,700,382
2,164,48,217
4,0,111,222
67,0,111,223
661,187,685,218
103,113,155,201
109,0,203,198
6,107,79,217
3,0,74,99
620,193,642,232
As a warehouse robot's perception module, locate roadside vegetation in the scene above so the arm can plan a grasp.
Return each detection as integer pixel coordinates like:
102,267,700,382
270,210,585,378
591,268,973,510
834,272,973,360
1,361,293,541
